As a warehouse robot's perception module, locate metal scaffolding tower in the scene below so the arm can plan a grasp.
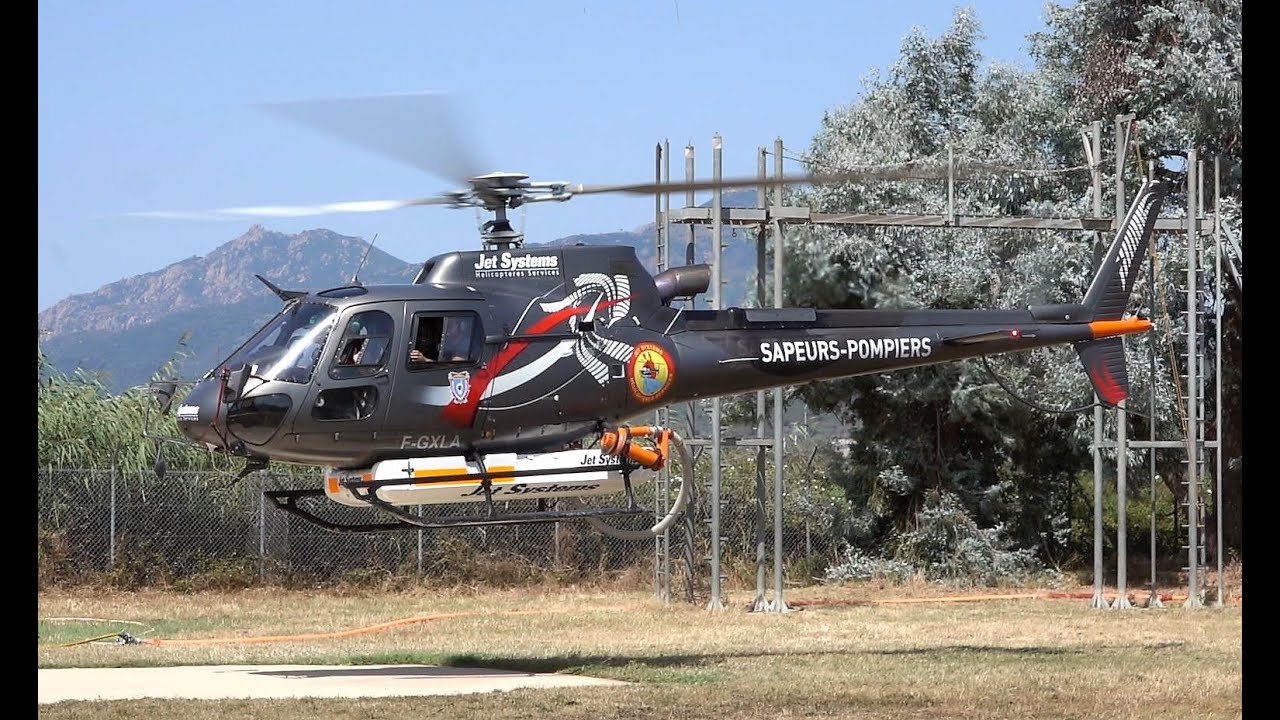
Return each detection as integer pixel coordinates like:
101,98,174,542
653,115,1232,611
1083,120,1232,610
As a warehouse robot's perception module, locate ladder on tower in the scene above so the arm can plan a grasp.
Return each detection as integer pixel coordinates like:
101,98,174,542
1175,257,1211,607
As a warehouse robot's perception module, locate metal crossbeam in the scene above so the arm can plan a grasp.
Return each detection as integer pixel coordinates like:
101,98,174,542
666,206,1213,233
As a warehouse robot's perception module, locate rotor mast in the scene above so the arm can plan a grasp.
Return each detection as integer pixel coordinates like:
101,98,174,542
470,172,526,250
470,171,572,251
480,207,522,250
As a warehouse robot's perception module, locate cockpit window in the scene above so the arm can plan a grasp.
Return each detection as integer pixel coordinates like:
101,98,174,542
218,302,338,384
330,310,394,380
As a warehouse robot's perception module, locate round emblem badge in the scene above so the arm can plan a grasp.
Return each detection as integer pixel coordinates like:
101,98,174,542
627,342,675,403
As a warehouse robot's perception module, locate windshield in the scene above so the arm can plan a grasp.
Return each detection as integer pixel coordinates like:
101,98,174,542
219,302,338,384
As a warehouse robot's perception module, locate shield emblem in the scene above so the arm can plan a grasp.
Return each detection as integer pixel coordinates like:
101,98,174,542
448,371,471,405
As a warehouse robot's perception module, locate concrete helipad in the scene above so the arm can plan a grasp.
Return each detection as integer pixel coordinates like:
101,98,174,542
38,664,627,703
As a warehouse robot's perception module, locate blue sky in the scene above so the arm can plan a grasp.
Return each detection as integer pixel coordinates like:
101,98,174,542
38,1,1062,311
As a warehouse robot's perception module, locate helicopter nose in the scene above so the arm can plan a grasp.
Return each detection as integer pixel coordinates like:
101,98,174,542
174,379,228,451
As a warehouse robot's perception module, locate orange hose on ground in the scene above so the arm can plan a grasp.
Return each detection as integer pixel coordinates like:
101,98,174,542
788,594,1038,608
1040,591,1241,606
789,591,1241,608
143,605,637,647
72,591,1244,648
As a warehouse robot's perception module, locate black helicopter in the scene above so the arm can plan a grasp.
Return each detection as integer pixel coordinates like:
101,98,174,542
143,93,1168,537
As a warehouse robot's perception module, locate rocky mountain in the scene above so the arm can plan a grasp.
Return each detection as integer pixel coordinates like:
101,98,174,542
38,225,423,393
39,225,419,336
38,206,768,394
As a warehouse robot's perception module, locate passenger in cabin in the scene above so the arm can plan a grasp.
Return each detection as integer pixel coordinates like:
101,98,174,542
438,317,472,362
409,321,442,365
409,316,472,364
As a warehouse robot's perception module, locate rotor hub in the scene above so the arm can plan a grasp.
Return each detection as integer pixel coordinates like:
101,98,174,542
469,172,532,211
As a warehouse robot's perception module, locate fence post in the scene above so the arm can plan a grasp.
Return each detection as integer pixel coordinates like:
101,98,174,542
109,466,117,568
258,476,266,580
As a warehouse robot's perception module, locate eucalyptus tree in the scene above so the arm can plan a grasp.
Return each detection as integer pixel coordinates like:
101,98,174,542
784,1,1240,567
778,9,1090,565
1030,0,1242,554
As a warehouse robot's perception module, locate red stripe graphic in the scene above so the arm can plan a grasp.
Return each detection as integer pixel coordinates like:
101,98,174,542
441,298,629,426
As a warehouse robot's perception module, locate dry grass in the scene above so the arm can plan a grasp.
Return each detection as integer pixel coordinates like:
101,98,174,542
37,568,1242,719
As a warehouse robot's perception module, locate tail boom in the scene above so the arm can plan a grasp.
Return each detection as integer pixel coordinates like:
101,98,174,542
641,181,1168,410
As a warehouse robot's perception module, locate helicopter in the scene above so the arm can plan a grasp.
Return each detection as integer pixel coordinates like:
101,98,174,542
142,93,1169,537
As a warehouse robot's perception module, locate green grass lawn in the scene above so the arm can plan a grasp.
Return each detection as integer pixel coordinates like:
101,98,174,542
38,581,1243,719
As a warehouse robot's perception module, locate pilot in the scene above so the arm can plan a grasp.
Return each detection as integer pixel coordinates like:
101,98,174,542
339,338,366,365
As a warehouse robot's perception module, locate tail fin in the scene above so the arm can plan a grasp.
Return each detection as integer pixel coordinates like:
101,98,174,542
1082,179,1168,320
1075,179,1167,405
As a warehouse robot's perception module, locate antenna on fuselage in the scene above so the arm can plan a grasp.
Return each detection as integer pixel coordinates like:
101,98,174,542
349,233,377,285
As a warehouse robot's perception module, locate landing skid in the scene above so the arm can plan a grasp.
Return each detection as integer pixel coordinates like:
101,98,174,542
263,487,652,534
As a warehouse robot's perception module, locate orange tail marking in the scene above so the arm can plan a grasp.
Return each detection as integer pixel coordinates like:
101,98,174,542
1089,318,1152,339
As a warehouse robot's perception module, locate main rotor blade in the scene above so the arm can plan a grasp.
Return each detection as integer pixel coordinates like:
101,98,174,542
257,92,488,186
566,169,930,197
128,196,454,221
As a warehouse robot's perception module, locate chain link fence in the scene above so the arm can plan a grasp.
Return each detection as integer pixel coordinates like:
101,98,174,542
37,459,845,598
691,445,849,597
